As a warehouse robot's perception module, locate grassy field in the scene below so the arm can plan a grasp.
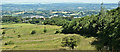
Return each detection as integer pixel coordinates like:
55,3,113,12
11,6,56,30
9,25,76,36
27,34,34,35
1,23,95,50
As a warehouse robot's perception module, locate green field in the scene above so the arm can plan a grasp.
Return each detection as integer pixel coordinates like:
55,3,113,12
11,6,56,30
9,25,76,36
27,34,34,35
1,23,95,50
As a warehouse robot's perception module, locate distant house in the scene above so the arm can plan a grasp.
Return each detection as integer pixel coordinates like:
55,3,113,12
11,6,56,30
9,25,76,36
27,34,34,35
30,15,44,18
30,15,45,20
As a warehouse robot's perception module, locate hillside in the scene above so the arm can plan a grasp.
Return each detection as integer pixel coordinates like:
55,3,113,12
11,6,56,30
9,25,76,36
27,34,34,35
61,7,120,51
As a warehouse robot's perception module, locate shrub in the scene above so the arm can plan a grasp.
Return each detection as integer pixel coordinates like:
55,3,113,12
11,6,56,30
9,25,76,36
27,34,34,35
31,30,36,34
14,31,16,33
18,35,21,38
4,41,14,45
1,28,6,29
43,27,47,33
2,31,5,34
55,30,60,34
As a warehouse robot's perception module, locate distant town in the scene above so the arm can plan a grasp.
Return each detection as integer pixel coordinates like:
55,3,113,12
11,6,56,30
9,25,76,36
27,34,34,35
2,3,118,18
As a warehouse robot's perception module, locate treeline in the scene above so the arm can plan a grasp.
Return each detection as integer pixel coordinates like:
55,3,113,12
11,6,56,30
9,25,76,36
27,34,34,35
62,7,120,51
2,16,23,23
43,17,74,26
2,16,74,26
2,16,44,24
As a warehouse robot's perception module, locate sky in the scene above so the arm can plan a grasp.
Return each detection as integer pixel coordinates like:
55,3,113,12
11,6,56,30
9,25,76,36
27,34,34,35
1,0,120,4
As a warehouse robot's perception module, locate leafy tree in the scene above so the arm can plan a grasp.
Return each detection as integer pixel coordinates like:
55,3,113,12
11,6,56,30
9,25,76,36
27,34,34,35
61,35,80,50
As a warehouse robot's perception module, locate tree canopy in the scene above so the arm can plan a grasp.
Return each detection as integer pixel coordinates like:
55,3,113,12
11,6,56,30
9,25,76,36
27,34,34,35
62,7,120,51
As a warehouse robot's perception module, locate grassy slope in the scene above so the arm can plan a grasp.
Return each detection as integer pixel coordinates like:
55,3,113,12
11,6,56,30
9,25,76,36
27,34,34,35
2,23,95,50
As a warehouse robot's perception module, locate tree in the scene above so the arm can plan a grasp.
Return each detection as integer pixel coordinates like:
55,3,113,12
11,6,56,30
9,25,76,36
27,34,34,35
61,35,80,50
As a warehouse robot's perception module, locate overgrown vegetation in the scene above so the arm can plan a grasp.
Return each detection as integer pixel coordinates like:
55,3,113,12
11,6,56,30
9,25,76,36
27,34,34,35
62,7,120,51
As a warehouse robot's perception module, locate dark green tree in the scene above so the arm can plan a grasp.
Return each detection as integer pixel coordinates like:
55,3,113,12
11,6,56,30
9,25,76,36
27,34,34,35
61,35,80,50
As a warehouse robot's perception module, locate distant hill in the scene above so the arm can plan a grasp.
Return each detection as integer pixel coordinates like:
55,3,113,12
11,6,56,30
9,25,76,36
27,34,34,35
2,3,118,11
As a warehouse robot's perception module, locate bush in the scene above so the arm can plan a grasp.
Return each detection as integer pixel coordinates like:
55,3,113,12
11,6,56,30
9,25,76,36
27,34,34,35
18,35,21,38
14,31,16,33
4,41,14,45
2,31,5,34
43,27,47,33
1,28,6,29
55,30,60,34
31,30,36,34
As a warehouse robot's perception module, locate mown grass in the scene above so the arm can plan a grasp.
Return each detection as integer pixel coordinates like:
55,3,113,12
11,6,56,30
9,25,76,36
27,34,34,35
1,23,95,50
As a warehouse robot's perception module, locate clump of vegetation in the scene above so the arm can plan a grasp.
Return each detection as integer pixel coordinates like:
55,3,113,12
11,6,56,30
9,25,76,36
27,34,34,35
4,41,14,45
7,36,13,38
2,31,5,34
59,48,67,50
13,31,16,33
2,31,6,39
61,35,80,50
43,17,72,26
61,7,120,51
55,30,60,34
1,27,6,29
31,30,36,34
43,27,47,33
17,35,21,38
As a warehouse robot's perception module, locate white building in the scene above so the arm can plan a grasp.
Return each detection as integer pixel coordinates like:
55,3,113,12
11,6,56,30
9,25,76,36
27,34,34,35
30,15,44,18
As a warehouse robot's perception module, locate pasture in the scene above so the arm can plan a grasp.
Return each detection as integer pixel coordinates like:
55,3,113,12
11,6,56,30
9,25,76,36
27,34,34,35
1,23,95,50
